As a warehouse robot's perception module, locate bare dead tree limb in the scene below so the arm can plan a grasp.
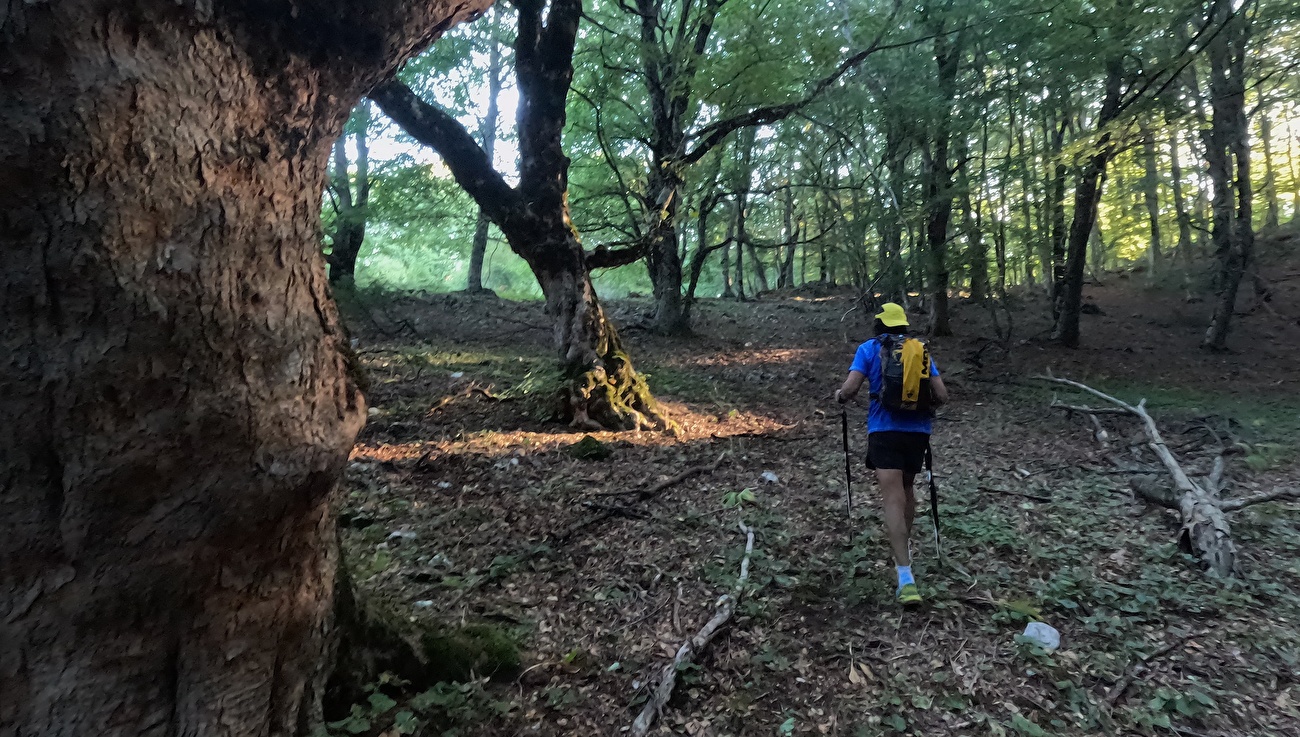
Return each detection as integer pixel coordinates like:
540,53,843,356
1036,373,1236,575
1220,487,1300,511
630,521,755,737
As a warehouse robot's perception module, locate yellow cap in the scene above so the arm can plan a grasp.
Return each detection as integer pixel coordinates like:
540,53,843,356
875,302,909,327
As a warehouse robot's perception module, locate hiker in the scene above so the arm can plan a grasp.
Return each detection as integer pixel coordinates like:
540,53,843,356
835,302,948,605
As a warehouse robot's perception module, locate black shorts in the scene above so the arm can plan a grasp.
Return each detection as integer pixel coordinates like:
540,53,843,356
866,431,930,474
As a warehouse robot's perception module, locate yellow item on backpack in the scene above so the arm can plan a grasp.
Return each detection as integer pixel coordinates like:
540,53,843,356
900,338,929,406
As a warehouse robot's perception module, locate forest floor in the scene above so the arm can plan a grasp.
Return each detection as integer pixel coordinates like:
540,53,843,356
334,228,1300,737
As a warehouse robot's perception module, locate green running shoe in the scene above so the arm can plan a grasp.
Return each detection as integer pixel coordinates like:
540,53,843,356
896,583,922,607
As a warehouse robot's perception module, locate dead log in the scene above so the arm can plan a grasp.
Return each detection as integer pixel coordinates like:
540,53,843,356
1040,374,1236,576
630,521,755,737
1220,487,1300,511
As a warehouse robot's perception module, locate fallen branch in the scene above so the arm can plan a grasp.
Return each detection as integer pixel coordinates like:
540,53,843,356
555,453,728,544
1036,374,1236,576
1106,630,1209,707
1220,487,1300,511
977,485,1051,503
631,521,755,737
584,453,728,498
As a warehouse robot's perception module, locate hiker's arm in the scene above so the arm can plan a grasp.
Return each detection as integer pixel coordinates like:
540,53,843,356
930,372,949,406
837,370,866,404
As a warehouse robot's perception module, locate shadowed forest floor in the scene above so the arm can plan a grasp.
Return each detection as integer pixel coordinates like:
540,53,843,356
335,234,1300,736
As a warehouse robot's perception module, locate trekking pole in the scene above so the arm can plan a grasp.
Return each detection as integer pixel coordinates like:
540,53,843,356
840,408,853,527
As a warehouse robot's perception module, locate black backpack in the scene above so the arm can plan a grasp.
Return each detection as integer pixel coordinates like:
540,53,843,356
874,334,935,415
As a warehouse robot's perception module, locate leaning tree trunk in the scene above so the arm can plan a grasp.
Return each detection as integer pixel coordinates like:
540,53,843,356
0,1,487,735
1053,63,1123,347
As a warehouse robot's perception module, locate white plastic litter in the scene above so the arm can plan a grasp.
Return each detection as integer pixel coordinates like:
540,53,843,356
760,471,780,484
414,600,434,609
450,371,464,379
387,530,417,543
1022,622,1061,651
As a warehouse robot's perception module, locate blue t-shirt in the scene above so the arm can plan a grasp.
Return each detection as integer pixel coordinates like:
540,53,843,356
849,337,940,435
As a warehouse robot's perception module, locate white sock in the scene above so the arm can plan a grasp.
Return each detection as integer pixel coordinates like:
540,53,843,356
896,565,914,587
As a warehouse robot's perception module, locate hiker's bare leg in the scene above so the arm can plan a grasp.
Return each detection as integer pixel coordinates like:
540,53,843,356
876,469,913,566
903,473,917,538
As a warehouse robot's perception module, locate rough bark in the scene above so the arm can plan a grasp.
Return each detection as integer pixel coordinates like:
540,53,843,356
0,1,488,735
467,9,504,294
1053,63,1124,347
1202,0,1253,351
370,2,674,432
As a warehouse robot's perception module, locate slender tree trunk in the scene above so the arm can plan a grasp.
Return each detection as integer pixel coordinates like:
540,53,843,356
467,11,504,293
882,124,907,301
779,185,797,288
720,237,735,297
0,1,486,735
1203,0,1254,351
1053,64,1124,347
327,104,371,286
1048,110,1070,305
961,129,989,303
1168,124,1194,264
1259,111,1281,230
1140,120,1163,276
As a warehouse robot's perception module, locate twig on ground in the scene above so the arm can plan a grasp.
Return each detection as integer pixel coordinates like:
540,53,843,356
977,485,1051,503
1106,630,1210,707
555,453,728,545
585,453,729,497
630,521,755,737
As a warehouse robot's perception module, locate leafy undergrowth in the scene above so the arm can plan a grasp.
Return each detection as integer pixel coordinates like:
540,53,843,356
332,282,1300,736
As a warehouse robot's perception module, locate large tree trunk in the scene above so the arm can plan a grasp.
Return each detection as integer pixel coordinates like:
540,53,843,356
646,168,690,334
467,11,504,294
530,231,669,431
0,1,487,735
1202,0,1254,351
1053,64,1124,347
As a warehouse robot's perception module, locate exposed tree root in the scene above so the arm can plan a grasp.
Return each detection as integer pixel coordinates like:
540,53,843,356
567,326,678,434
320,548,520,725
1040,373,1237,576
630,521,755,737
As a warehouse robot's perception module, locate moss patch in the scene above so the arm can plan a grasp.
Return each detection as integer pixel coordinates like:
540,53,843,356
420,623,521,683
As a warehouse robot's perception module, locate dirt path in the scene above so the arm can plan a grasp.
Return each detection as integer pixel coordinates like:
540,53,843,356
336,278,1300,737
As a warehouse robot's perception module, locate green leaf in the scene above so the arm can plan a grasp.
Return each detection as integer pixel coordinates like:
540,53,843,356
367,692,397,716
884,714,907,732
1011,713,1048,737
393,710,419,735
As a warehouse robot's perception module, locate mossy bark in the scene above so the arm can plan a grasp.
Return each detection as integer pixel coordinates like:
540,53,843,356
534,258,675,433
